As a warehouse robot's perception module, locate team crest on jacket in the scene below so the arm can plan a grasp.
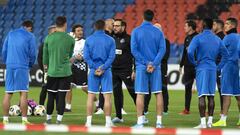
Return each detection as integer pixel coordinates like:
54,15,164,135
120,38,125,44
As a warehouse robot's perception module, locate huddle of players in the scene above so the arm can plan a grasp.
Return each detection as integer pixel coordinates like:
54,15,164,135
41,10,166,128
2,9,240,128
179,17,240,128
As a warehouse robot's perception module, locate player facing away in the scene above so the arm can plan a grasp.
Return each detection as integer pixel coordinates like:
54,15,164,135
188,18,229,128
43,16,75,124
83,20,116,127
131,9,166,128
213,17,240,127
2,20,37,125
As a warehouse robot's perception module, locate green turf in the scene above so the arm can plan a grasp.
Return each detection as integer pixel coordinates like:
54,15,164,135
0,87,239,134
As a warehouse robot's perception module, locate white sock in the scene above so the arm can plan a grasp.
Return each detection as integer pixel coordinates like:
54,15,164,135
207,116,213,124
105,116,111,124
156,115,162,124
65,104,71,110
47,115,52,120
95,100,99,107
201,117,206,125
3,116,9,121
220,115,227,121
86,116,92,124
137,116,144,125
22,117,27,121
57,115,63,121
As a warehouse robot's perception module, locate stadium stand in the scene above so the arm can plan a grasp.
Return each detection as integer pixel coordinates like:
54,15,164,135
0,0,240,63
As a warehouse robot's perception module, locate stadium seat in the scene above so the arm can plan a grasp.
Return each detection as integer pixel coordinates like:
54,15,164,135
94,5,105,12
115,5,125,12
104,5,116,12
84,0,94,5
84,5,95,13
94,0,105,4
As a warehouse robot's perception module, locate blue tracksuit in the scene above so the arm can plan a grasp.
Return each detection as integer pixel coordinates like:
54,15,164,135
2,27,37,92
2,27,37,69
131,21,166,93
188,29,228,97
221,31,240,95
83,30,115,93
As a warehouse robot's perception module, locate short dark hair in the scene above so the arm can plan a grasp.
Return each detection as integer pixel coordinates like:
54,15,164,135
22,20,33,28
114,19,123,26
121,20,127,27
56,16,67,27
226,17,238,28
72,24,83,32
94,20,105,30
143,9,154,22
186,20,196,30
213,19,224,29
202,18,213,29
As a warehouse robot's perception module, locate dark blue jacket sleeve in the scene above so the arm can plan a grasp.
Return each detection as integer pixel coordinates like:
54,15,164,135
83,40,98,69
2,34,8,64
29,35,37,68
153,32,166,67
218,40,229,70
187,37,198,66
131,30,148,65
102,39,116,70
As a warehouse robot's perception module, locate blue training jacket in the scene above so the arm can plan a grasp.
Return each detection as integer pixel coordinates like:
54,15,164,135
131,21,166,69
83,30,116,70
2,27,37,69
223,32,240,63
188,29,229,71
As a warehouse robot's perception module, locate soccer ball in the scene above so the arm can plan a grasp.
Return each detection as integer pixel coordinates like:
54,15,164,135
9,105,21,116
27,106,32,116
34,105,46,116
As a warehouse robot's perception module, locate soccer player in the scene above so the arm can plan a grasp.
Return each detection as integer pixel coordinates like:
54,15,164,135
38,25,56,105
84,20,115,127
111,19,136,123
131,10,166,128
95,18,114,114
213,17,240,127
2,20,37,124
179,20,198,115
212,19,225,114
43,16,75,124
188,18,228,128
65,24,98,112
143,23,170,115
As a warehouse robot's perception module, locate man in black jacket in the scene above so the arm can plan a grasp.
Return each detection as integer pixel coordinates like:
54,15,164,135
179,20,198,115
111,19,136,123
37,25,56,105
212,19,225,115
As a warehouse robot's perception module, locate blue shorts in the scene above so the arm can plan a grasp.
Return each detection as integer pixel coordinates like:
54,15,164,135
5,68,29,93
135,69,162,94
221,63,240,96
88,69,112,94
196,69,216,97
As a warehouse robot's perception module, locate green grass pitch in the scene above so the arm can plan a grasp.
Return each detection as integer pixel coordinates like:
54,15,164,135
0,87,239,134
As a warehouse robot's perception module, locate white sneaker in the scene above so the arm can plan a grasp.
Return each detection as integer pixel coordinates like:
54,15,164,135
121,108,127,115
112,117,124,123
194,124,207,128
94,108,104,115
105,122,115,128
143,117,149,124
207,123,212,128
85,122,91,127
